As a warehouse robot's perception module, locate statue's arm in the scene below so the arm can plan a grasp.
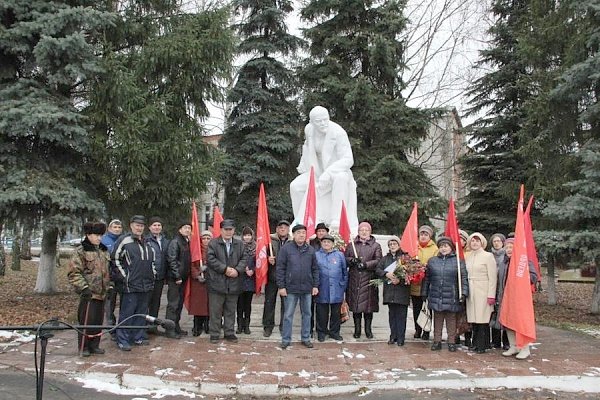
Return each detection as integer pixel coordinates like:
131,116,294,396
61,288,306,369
325,129,354,173
297,125,312,174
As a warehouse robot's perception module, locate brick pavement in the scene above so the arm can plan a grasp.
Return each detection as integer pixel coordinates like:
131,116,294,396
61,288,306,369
1,295,599,397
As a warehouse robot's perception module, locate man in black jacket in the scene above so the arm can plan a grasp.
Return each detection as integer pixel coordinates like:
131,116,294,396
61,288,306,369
111,215,156,351
165,221,192,339
206,219,247,343
145,216,169,335
262,220,291,337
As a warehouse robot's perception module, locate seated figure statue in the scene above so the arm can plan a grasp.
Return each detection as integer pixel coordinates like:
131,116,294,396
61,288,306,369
290,106,359,233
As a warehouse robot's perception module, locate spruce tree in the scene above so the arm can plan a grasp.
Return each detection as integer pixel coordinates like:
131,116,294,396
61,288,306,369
460,0,533,236
0,1,111,292
298,0,443,233
85,3,235,227
220,0,303,228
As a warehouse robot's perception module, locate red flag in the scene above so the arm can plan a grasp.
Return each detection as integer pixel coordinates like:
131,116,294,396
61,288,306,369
400,202,419,257
499,185,536,348
524,195,541,289
444,198,464,260
184,202,202,312
213,206,223,238
339,200,351,244
303,166,316,239
255,183,271,294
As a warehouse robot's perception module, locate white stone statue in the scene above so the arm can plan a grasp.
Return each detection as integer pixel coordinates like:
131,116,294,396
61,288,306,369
290,106,359,233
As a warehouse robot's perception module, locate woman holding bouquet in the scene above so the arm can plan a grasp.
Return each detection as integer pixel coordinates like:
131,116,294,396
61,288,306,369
375,236,411,346
421,237,469,352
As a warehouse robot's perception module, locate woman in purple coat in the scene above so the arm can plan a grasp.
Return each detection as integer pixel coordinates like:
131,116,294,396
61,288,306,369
344,222,382,339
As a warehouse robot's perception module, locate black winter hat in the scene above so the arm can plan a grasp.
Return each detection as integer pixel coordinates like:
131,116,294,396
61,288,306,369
315,222,329,232
177,220,192,230
436,236,455,251
148,216,163,225
292,224,307,233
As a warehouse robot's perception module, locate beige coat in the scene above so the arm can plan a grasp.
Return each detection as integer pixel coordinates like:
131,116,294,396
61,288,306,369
465,248,497,323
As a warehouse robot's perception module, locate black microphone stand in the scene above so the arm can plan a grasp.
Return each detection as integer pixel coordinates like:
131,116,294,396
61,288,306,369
0,314,155,400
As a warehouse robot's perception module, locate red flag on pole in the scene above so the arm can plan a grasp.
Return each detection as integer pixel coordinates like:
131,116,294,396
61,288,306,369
524,195,541,290
400,202,419,258
213,206,223,238
303,166,316,239
444,198,465,260
255,183,271,294
499,185,536,348
184,202,202,312
339,200,351,244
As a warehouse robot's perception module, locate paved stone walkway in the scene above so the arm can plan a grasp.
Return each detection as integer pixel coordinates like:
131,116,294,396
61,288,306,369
1,293,599,397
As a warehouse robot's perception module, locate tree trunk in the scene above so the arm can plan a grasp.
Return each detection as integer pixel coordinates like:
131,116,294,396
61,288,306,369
34,227,59,294
591,257,600,315
20,218,33,260
546,255,557,306
11,226,21,271
0,222,5,276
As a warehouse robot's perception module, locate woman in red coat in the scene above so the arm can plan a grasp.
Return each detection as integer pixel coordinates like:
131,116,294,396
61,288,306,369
190,230,212,336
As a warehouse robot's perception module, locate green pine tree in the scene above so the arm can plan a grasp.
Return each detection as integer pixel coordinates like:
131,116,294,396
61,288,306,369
460,0,534,236
0,1,112,292
85,3,235,228
219,0,304,228
298,0,443,233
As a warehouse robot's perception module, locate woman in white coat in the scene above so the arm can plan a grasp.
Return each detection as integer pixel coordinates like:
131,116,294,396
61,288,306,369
465,232,497,353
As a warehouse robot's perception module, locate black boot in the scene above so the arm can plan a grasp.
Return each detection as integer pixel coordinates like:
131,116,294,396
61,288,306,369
175,323,188,336
244,318,251,335
203,317,210,334
236,317,243,334
193,316,201,336
353,313,362,339
364,313,373,339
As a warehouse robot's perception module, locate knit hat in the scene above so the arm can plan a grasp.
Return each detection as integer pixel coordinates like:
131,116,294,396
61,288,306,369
388,235,401,245
468,232,488,249
83,221,106,235
201,230,213,238
177,220,192,230
315,222,329,232
292,224,307,233
490,233,506,245
458,229,469,243
505,238,515,245
436,236,455,251
358,221,372,231
418,225,434,237
130,215,145,225
148,216,163,225
108,219,122,227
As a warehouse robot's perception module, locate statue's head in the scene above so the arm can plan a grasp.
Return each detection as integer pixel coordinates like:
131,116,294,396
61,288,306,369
309,106,330,134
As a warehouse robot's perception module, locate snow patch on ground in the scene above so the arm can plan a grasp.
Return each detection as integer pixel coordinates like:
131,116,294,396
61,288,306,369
0,330,36,343
74,377,198,398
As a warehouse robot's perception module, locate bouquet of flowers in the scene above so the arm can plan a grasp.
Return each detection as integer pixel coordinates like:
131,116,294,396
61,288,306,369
369,254,426,286
327,230,347,251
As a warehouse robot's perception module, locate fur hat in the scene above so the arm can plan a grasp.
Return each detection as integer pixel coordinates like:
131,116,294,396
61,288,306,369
468,232,488,249
83,221,106,235
315,222,329,232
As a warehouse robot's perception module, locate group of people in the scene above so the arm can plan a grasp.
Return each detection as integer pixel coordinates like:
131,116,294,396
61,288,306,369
66,216,536,360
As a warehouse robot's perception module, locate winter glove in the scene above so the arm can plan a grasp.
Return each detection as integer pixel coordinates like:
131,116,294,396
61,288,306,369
80,287,92,300
487,297,496,306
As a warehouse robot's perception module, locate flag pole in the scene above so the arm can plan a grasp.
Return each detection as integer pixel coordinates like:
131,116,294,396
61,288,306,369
455,241,462,298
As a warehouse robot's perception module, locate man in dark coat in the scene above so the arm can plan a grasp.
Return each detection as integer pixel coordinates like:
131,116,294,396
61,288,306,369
277,224,320,349
145,216,169,335
165,221,192,339
206,219,247,343
111,215,156,351
262,220,291,337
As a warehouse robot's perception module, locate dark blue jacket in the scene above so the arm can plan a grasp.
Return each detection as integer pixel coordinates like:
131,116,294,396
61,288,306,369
101,232,121,254
111,233,156,293
421,253,469,313
145,234,169,281
276,241,319,294
315,249,347,304
242,256,256,292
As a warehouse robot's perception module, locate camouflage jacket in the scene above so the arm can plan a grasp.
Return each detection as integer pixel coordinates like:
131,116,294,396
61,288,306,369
68,238,112,300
